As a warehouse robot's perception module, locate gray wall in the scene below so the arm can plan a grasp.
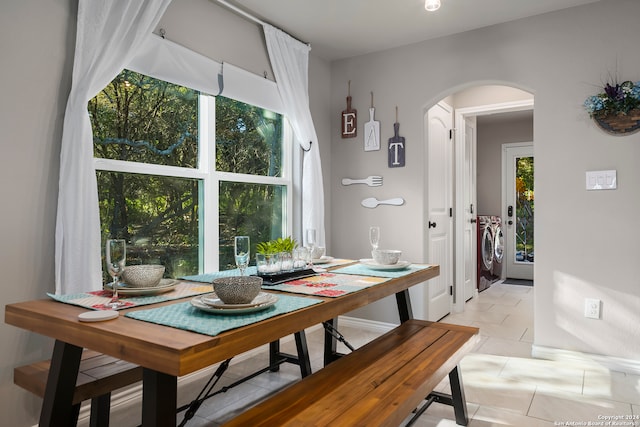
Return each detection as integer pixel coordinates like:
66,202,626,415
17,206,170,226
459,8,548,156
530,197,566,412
476,113,534,216
330,0,640,360
1,1,75,424
0,1,331,425
3,0,640,425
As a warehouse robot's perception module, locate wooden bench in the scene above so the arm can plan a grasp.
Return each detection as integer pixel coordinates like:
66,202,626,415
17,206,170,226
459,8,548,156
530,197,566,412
14,349,143,427
223,320,479,427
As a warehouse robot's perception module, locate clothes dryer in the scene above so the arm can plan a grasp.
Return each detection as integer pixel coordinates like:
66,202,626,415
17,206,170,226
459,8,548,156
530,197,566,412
477,215,496,292
491,216,504,280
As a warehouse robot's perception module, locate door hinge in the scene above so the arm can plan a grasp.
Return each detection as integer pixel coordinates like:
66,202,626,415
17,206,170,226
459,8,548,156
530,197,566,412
449,129,453,139
449,285,453,296
449,207,453,217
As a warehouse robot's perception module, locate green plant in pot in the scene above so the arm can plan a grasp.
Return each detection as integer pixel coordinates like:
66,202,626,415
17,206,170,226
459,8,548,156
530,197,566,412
256,237,298,274
256,236,298,255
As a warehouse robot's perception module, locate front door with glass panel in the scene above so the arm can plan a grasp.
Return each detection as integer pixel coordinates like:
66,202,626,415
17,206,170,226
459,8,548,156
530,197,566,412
502,143,534,280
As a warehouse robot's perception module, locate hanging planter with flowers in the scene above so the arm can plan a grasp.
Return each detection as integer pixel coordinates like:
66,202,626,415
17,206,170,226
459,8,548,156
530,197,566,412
584,80,640,135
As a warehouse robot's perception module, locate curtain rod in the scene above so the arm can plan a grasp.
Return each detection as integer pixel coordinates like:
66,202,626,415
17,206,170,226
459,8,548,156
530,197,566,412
214,0,310,47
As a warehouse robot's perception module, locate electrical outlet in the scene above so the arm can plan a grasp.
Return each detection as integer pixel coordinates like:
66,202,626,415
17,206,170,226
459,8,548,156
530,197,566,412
584,298,601,319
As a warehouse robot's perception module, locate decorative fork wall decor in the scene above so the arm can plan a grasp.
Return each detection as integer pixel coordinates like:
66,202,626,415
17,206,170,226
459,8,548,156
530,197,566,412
341,176,383,187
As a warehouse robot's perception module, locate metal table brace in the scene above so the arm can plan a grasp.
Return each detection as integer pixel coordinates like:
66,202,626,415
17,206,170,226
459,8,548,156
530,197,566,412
177,330,311,426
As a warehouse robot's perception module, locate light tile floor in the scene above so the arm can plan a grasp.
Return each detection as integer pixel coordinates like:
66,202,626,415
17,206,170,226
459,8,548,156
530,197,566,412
108,282,640,426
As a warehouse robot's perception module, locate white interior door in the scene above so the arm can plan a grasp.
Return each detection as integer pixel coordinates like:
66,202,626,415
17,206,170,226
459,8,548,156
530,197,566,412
502,143,534,280
463,117,477,301
425,103,453,321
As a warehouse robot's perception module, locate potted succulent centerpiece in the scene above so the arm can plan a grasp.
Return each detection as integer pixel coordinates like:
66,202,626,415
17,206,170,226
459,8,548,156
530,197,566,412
255,236,298,274
584,80,640,135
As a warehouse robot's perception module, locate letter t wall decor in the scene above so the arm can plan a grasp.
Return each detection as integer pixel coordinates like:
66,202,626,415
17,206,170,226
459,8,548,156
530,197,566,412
388,107,405,167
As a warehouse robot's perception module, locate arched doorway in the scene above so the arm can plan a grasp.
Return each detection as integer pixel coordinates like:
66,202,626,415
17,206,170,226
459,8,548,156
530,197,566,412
424,84,534,318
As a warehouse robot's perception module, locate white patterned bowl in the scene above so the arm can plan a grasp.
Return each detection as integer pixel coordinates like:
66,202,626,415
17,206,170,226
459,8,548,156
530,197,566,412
311,246,326,259
121,265,165,288
213,276,263,304
372,249,402,265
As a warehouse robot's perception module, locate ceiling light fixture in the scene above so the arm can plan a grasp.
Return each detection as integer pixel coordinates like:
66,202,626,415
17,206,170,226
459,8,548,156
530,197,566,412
425,0,441,12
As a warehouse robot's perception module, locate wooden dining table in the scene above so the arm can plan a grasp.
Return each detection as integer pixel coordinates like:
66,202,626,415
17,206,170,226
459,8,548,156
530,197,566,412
5,262,439,427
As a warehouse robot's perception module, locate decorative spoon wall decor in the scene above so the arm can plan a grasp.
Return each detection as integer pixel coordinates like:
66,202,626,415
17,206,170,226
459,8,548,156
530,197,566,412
361,197,405,208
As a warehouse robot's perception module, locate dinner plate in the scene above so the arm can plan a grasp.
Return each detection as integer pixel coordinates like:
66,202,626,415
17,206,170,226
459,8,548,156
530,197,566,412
201,292,274,309
104,279,179,296
191,293,278,314
312,256,334,264
359,259,412,271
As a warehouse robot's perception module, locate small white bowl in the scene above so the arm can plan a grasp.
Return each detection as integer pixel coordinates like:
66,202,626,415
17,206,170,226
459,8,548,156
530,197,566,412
213,276,263,304
121,265,165,288
372,249,402,265
311,246,326,260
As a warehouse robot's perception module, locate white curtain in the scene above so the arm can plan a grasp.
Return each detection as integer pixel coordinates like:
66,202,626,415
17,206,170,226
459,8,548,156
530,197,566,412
55,0,172,294
263,24,326,247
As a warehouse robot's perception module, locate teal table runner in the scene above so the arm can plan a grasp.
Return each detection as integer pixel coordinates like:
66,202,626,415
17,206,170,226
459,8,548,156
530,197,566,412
265,272,389,297
125,294,322,336
331,263,436,279
47,281,213,311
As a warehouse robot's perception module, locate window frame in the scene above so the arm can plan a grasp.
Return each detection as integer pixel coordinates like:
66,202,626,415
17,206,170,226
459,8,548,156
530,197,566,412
94,81,295,274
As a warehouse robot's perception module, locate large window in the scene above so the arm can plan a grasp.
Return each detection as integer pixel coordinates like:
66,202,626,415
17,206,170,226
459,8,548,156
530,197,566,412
90,70,291,279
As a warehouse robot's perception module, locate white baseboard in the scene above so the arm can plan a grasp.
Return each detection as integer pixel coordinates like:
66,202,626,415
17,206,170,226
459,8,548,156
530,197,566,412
532,344,640,375
336,315,397,334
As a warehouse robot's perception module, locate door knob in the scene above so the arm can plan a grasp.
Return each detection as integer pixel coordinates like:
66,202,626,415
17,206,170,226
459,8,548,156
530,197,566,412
470,218,477,223
428,221,437,228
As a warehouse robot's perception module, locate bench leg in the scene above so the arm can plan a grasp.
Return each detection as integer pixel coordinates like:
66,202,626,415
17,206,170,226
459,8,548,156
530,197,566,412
39,340,83,427
418,366,469,426
89,393,111,427
449,366,469,426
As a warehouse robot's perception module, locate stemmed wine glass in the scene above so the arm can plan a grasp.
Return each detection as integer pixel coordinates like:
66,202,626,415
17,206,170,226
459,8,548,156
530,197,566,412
234,236,250,276
369,226,380,252
105,239,126,309
306,228,317,267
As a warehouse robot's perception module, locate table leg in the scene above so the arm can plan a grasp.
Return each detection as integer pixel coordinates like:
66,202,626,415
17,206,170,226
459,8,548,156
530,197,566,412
395,289,414,322
142,368,177,427
39,340,82,427
269,340,281,372
294,331,312,377
323,318,340,366
268,332,312,377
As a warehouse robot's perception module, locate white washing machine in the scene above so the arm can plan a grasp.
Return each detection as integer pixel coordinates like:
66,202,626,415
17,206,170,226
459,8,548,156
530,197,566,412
491,216,504,280
477,215,496,292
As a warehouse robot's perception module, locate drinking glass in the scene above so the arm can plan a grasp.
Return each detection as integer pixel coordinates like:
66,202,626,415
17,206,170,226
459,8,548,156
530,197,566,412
306,228,317,267
234,236,250,276
105,239,126,309
293,247,308,269
369,226,380,251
